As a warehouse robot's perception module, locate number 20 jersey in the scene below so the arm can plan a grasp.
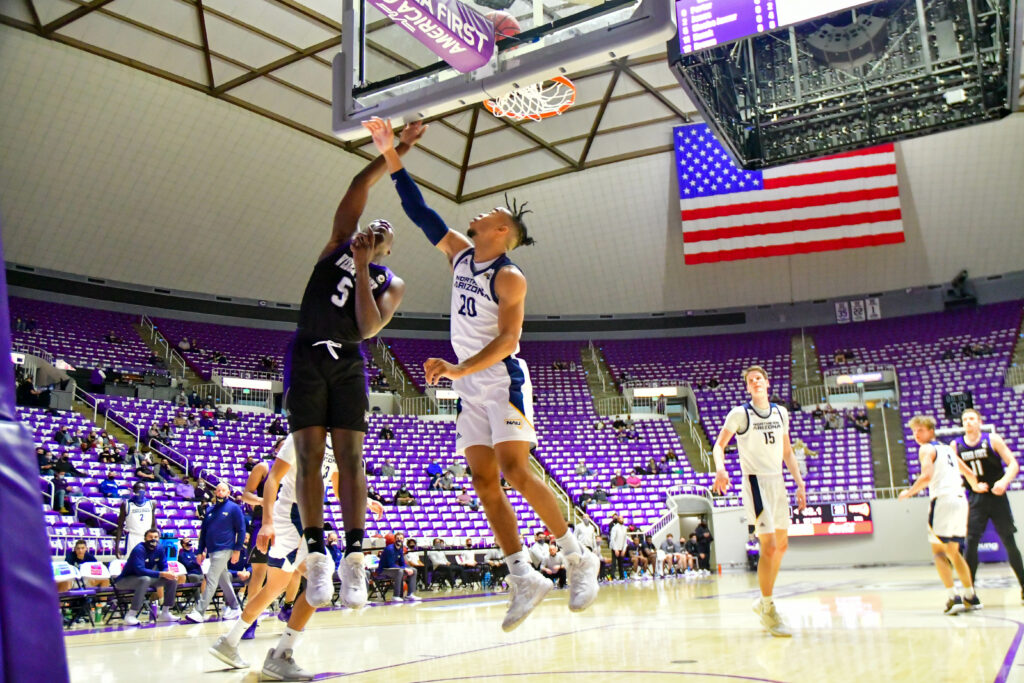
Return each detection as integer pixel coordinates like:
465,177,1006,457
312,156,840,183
724,403,790,475
297,239,394,343
449,248,521,363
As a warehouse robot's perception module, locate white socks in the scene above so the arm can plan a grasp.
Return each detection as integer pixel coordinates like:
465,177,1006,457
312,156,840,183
225,618,253,647
947,588,958,599
964,586,975,599
274,627,303,658
555,531,582,557
505,550,533,577
760,595,774,609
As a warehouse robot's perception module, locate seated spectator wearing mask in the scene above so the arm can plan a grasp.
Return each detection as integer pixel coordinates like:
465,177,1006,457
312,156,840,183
59,540,108,591
426,539,457,589
178,538,205,584
115,528,179,626
484,544,509,587
659,533,684,576
98,472,123,498
540,544,567,588
326,531,344,570
528,531,549,569
378,532,419,602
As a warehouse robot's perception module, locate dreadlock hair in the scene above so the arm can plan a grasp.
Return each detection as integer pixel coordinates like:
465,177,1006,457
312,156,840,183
504,193,535,248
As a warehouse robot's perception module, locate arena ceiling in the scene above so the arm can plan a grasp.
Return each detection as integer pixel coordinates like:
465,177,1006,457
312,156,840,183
0,0,696,202
1,1,1021,203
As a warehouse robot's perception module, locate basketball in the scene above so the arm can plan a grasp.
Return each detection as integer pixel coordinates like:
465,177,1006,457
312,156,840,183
485,11,521,40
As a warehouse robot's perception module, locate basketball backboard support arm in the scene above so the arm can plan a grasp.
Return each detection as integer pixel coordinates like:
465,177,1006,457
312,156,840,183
332,0,677,140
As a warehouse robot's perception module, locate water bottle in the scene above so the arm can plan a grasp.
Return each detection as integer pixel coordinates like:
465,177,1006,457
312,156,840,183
482,571,491,588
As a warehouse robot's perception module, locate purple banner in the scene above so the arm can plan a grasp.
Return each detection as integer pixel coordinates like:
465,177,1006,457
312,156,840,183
370,0,495,73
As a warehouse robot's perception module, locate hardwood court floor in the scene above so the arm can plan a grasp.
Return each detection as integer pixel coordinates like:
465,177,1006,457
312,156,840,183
65,565,1024,682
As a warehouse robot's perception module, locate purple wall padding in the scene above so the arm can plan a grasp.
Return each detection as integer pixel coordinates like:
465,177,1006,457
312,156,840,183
0,217,71,683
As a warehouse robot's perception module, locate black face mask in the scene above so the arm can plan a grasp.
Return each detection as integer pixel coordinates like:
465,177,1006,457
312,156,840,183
215,494,228,502
145,540,159,551
244,462,255,472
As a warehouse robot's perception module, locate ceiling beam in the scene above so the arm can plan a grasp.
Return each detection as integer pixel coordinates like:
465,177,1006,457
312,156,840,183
22,0,41,32
41,0,114,36
195,0,214,90
499,118,578,169
578,65,621,166
214,37,341,94
269,0,341,31
456,107,481,200
619,63,691,122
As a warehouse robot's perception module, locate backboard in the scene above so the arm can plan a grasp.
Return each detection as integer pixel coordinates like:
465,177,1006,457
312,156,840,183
332,0,677,139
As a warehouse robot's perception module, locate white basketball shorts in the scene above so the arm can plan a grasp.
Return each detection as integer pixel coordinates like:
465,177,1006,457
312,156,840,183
453,357,537,454
928,494,968,544
742,473,791,535
267,500,307,572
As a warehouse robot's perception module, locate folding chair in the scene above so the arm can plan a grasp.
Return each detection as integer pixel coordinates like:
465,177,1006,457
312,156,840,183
53,562,96,627
104,559,153,624
166,560,200,614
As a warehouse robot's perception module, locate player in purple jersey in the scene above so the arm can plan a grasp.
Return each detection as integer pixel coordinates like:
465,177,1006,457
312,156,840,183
286,122,424,615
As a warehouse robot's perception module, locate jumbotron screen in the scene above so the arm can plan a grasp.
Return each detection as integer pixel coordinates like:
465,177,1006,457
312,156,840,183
676,0,877,55
789,501,874,537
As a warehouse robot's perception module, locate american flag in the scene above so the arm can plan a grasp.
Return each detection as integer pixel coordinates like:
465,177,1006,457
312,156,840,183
675,124,905,265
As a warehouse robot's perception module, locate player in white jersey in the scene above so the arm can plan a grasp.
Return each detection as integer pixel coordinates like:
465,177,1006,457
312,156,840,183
115,481,157,557
209,434,348,679
712,365,805,637
899,415,983,613
366,117,600,632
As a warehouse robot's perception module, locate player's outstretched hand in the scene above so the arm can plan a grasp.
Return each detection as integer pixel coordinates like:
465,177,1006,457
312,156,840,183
351,231,372,267
712,468,730,495
399,120,428,147
361,116,394,152
256,524,275,553
897,488,911,500
423,357,464,384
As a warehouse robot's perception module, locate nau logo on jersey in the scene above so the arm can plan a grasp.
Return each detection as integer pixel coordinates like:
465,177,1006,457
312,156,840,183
505,419,523,428
376,273,386,284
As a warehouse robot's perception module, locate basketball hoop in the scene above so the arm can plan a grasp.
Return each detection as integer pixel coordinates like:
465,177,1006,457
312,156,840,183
483,76,576,121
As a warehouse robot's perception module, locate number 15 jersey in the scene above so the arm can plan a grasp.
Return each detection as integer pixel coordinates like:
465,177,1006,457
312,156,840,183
723,403,790,475
449,247,521,363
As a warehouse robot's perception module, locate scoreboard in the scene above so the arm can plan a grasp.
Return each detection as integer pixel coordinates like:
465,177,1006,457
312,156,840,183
789,501,874,537
675,0,877,55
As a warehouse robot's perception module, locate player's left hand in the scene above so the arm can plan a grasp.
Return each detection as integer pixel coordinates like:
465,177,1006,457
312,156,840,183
361,116,394,152
351,231,373,267
399,120,428,146
993,481,1008,495
897,489,911,500
796,485,807,511
423,357,464,384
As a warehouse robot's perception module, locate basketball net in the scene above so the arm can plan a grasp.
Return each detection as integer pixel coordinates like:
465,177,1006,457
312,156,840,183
483,76,576,122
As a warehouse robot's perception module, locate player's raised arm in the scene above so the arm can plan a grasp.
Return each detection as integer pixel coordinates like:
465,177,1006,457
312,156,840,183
320,120,426,261
350,231,405,339
363,117,472,263
423,266,525,385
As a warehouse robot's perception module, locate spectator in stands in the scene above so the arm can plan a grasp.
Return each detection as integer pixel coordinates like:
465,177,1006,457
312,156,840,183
853,413,871,434
98,472,123,498
134,456,161,484
707,378,720,389
37,447,55,475
125,445,142,468
683,533,700,573
694,518,713,573
177,338,191,353
220,407,236,421
185,482,245,623
577,491,593,511
380,459,396,478
177,538,204,584
394,483,415,506
455,540,481,587
426,458,443,489
611,473,627,488
646,457,662,475
609,515,628,580
62,539,108,589
455,488,478,510
171,411,187,429
575,461,594,477
379,532,418,601
158,422,173,441
437,472,454,491
637,535,657,577
825,409,843,431
16,378,49,408
377,425,395,440
594,487,609,503
146,424,161,448
446,459,466,478
527,531,549,568
325,531,344,570
659,534,683,576
426,539,456,589
540,544,567,587
53,427,75,446
199,413,216,432
187,390,200,408
51,471,73,513
116,528,179,626
612,417,626,431
788,397,801,413
266,418,287,436
625,473,642,487
367,487,389,505
405,538,428,590
746,532,759,571
186,414,200,431
54,453,85,478
79,430,98,452
484,545,508,587
105,330,123,344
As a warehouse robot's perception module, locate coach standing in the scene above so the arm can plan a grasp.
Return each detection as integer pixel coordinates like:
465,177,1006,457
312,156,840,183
185,482,245,623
